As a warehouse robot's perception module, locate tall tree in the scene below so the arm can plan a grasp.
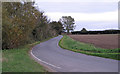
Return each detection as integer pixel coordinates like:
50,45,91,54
2,2,36,49
59,16,75,34
50,21,63,34
2,2,62,49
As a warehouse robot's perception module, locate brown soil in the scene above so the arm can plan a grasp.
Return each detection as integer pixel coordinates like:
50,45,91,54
68,34,120,49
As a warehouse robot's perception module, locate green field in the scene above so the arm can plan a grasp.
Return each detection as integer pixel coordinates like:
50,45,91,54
59,35,120,60
2,37,55,72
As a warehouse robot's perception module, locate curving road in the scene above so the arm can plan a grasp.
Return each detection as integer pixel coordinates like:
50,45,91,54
31,35,118,72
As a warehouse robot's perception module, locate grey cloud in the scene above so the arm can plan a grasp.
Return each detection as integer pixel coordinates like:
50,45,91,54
75,21,118,31
37,2,117,13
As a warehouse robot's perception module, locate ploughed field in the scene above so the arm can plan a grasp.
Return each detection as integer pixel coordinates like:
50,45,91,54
68,34,119,49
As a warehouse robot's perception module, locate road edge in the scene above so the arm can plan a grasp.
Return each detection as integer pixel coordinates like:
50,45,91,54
28,37,58,72
59,35,120,60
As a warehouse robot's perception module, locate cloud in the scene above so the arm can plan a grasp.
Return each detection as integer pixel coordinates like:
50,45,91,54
36,2,117,13
35,0,119,2
74,21,118,31
45,10,118,22
34,0,118,30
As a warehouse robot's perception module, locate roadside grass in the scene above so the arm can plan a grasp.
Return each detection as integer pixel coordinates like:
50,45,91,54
2,36,56,72
59,35,120,60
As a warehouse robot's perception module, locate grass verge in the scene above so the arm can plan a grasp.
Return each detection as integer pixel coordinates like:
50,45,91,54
2,36,56,72
59,35,120,60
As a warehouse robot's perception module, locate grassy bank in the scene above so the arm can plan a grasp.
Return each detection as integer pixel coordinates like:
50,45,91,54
2,36,56,72
59,35,120,60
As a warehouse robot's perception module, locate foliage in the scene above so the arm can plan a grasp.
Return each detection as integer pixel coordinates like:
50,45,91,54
2,2,61,49
59,35,120,60
50,21,63,35
59,16,75,34
81,28,87,33
2,2,36,49
2,41,46,72
72,29,120,34
2,34,56,72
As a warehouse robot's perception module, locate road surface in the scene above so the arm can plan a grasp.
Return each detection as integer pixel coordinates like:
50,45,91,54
31,35,118,72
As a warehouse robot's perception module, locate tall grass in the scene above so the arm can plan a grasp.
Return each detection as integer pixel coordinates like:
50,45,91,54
2,36,56,72
59,35,120,60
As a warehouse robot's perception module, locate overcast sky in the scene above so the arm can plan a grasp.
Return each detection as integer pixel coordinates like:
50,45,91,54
35,0,119,31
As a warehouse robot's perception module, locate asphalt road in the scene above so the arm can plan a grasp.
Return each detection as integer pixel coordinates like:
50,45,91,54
31,35,118,72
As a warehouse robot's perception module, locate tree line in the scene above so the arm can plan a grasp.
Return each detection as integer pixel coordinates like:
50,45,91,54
72,28,120,34
2,2,63,49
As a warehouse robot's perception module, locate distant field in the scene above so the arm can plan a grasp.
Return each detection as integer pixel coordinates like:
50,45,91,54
69,34,119,49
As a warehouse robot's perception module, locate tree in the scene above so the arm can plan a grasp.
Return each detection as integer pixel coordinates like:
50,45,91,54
59,16,75,34
81,28,87,33
2,2,37,49
50,21,63,34
2,2,63,49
